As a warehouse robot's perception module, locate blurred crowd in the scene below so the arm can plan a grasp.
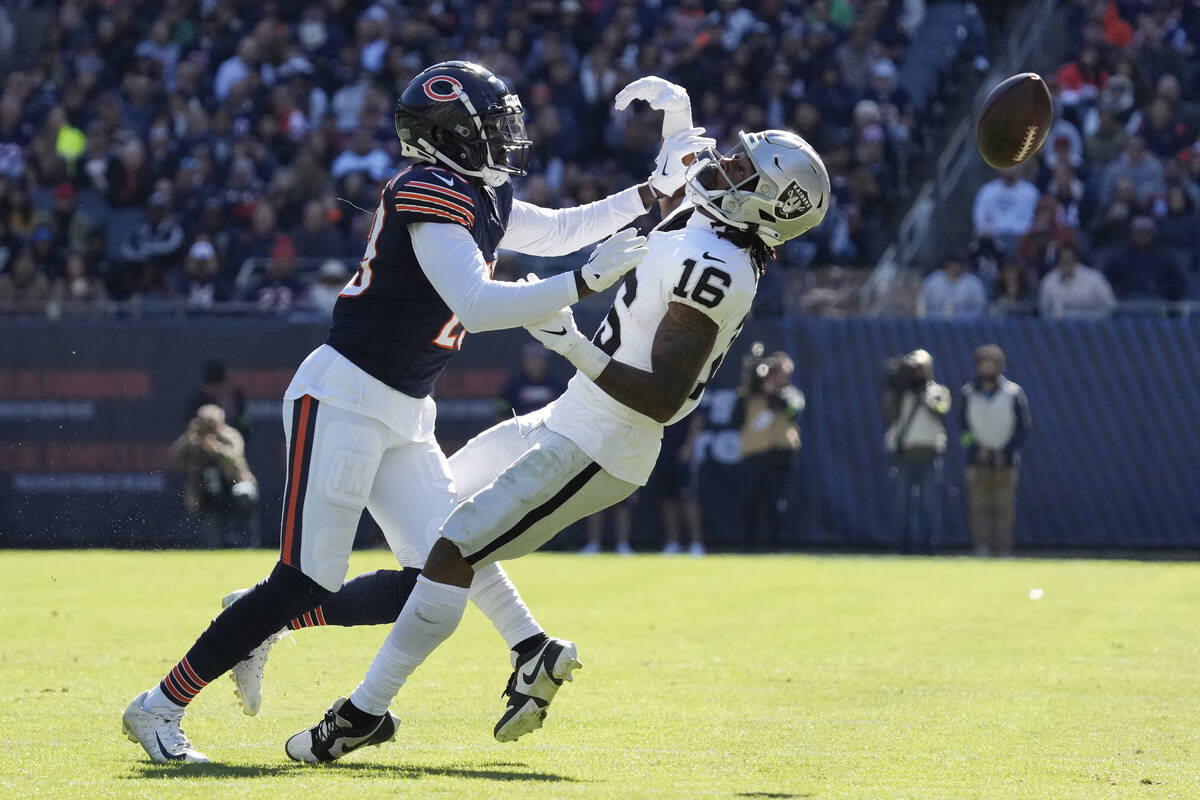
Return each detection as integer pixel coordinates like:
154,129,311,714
931,0,1200,319
0,0,940,316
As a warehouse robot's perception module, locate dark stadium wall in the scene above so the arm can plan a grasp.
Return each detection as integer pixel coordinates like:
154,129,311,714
2,315,1200,552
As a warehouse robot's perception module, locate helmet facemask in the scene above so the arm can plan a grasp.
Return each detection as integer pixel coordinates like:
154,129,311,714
684,130,829,246
478,101,532,178
684,134,777,242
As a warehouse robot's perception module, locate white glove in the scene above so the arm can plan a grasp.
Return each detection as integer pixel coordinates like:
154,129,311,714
578,228,648,293
525,303,611,380
648,126,716,198
615,76,693,137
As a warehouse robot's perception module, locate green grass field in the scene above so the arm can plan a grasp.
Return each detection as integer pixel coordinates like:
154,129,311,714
2,550,1198,799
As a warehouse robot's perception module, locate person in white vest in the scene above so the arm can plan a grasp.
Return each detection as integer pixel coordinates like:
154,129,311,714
960,345,1032,556
883,349,951,554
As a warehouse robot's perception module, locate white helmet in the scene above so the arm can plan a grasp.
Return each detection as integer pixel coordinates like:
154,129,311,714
683,130,831,247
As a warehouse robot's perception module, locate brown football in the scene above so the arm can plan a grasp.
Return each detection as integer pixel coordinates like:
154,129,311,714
975,72,1053,169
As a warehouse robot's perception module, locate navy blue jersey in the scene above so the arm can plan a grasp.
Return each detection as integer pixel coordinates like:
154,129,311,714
328,164,513,397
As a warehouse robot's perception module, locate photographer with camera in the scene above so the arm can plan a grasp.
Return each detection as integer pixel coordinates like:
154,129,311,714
736,344,805,552
883,349,950,554
171,404,260,548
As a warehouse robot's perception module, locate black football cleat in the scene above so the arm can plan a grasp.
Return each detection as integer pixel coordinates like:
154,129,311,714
285,697,399,763
494,637,582,742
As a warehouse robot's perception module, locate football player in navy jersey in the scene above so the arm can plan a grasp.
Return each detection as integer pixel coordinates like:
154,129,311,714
285,84,833,760
122,61,714,764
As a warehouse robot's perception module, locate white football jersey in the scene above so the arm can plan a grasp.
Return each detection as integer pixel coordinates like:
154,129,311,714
544,208,757,485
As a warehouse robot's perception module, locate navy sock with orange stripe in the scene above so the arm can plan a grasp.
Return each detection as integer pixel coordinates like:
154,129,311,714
288,568,420,630
157,560,330,706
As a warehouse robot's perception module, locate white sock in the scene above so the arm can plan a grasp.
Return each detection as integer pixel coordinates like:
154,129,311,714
349,575,470,716
142,685,182,712
469,562,544,650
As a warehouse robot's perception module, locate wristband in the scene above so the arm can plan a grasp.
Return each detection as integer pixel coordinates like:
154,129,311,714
562,336,612,381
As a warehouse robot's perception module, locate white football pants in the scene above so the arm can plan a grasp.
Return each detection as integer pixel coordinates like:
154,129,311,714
279,395,455,590
442,411,638,568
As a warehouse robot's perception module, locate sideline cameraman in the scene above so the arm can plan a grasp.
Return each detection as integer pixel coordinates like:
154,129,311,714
171,404,259,548
883,349,950,554
737,345,805,552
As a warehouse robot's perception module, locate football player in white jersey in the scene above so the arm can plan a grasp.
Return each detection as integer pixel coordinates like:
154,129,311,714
286,112,831,760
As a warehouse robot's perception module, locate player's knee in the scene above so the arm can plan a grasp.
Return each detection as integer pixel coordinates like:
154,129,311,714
423,537,473,587
304,544,353,592
262,560,332,617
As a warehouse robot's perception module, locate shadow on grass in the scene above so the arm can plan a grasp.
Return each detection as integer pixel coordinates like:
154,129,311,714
126,760,580,783
735,793,812,799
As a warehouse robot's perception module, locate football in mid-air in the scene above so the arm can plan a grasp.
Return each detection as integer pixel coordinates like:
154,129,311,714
975,72,1053,169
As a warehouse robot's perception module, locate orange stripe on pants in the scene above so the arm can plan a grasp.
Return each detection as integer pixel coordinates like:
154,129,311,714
281,395,313,566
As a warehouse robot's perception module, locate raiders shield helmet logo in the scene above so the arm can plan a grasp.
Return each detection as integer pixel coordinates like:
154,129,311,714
775,181,812,220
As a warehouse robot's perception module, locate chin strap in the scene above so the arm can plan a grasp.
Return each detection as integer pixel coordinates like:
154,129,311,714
418,141,510,187
480,168,510,187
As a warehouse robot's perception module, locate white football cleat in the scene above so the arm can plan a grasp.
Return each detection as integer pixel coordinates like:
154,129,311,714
579,541,600,555
688,540,706,557
285,697,399,763
494,637,582,743
616,541,634,556
221,589,288,716
661,541,683,555
122,690,210,764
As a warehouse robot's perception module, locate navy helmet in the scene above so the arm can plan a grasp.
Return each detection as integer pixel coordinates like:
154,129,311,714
394,61,531,186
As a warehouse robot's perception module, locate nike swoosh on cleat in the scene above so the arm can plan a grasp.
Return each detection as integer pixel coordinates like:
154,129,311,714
539,327,567,336
431,172,455,186
155,733,187,761
521,647,556,684
521,660,543,684
330,735,373,757
318,727,381,760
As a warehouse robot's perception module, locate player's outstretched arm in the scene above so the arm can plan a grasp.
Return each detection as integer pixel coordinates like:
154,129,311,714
500,188,654,258
500,79,711,258
527,301,717,424
412,223,646,332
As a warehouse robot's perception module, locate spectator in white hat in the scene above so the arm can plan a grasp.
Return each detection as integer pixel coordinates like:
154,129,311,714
176,238,231,310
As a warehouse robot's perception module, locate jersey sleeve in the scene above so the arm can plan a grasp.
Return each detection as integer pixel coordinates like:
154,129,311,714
409,222,578,333
391,167,479,230
500,188,648,256
662,245,756,327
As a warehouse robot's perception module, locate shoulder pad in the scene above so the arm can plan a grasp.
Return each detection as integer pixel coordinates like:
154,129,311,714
393,166,479,228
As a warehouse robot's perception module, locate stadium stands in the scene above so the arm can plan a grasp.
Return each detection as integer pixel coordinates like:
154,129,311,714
963,0,1200,316
0,0,992,317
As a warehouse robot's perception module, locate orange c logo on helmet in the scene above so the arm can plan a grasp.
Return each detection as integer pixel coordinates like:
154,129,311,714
423,76,464,102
